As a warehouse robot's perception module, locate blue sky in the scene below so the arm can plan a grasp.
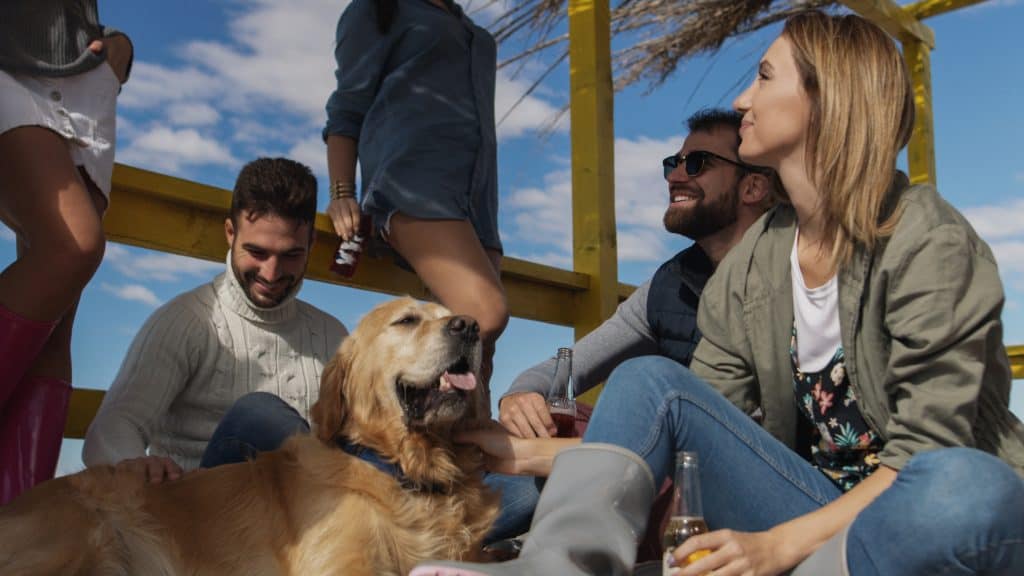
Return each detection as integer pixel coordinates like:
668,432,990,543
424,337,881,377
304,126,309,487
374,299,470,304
2,1,1018,474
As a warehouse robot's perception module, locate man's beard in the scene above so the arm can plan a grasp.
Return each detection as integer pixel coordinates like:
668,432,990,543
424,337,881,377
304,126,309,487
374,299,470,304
231,262,298,308
663,185,739,241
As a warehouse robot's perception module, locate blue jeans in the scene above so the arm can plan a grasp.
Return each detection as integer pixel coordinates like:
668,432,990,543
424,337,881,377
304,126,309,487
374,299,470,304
200,392,311,467
585,356,1024,575
200,392,537,544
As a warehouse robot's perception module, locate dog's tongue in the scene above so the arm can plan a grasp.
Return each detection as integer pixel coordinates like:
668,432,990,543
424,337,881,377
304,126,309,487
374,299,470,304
442,371,477,391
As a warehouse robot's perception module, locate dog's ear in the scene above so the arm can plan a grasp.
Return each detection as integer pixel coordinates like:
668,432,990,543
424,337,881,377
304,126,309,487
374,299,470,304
311,340,353,443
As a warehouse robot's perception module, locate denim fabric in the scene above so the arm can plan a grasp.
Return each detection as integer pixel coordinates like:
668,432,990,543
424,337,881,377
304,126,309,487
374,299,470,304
324,0,500,252
200,391,309,468
483,473,540,544
200,391,535,543
845,448,1024,575
584,356,1024,574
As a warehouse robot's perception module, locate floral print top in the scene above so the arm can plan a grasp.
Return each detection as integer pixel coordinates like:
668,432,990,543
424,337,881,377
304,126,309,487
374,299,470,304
791,325,882,492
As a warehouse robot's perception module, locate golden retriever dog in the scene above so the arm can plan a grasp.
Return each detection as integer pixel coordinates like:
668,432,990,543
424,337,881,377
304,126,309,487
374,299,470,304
0,298,499,575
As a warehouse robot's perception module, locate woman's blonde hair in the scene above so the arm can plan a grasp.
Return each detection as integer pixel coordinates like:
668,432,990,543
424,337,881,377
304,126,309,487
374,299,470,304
782,11,915,267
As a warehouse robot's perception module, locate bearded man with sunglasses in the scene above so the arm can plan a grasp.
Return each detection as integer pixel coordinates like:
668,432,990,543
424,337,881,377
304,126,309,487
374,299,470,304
499,108,775,439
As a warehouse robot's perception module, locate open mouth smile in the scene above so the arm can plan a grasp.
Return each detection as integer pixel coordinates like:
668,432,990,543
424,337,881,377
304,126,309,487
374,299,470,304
396,357,477,424
669,186,702,206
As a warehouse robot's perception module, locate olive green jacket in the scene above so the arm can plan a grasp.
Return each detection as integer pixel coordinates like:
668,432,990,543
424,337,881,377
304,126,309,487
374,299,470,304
691,180,1024,477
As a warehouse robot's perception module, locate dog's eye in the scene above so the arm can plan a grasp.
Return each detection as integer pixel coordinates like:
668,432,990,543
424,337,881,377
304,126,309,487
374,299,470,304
392,315,419,326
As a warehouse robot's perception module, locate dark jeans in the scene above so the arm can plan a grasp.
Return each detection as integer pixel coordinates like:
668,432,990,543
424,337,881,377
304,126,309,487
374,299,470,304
200,391,537,544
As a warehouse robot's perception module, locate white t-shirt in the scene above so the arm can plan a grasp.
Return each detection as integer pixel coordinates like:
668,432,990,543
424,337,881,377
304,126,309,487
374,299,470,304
790,229,841,372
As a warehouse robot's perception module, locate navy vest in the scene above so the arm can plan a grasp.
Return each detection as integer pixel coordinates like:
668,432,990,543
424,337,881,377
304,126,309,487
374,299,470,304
646,244,713,367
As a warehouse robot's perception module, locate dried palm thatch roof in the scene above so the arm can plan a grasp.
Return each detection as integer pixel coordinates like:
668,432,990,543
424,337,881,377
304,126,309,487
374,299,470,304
486,0,835,124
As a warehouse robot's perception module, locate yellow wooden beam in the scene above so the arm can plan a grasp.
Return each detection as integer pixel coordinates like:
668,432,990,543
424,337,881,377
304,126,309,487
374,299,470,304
1009,345,1024,380
840,0,936,47
903,40,937,185
65,388,105,439
67,339,1024,439
105,164,598,328
906,0,989,20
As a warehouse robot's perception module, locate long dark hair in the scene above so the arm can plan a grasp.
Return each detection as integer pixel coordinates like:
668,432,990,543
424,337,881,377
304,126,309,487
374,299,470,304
375,0,397,34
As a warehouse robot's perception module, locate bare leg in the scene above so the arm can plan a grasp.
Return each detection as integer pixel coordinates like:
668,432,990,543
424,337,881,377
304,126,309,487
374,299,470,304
20,166,107,382
0,129,106,502
387,215,509,415
0,126,106,323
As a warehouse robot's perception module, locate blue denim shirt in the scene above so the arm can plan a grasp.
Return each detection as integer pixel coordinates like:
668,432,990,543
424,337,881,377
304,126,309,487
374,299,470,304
324,0,497,226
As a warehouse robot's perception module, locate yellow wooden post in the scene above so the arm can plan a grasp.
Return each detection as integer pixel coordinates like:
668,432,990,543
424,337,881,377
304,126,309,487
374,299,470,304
906,0,990,20
840,2,938,184
567,0,617,338
567,0,617,405
840,0,935,46
903,39,937,185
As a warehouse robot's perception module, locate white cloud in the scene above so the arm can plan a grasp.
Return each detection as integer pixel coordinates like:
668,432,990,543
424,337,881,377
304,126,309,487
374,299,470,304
961,199,1024,287
989,241,1024,274
513,250,572,269
963,199,1024,240
121,0,342,124
465,0,514,23
496,71,567,139
503,135,680,264
166,102,221,127
115,0,559,176
116,114,136,140
287,137,329,182
230,118,289,145
118,62,224,110
104,245,223,283
0,226,15,242
619,227,670,262
101,283,162,307
118,126,240,173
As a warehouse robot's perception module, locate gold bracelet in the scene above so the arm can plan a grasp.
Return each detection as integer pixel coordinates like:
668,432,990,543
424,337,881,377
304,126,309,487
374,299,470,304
330,181,357,201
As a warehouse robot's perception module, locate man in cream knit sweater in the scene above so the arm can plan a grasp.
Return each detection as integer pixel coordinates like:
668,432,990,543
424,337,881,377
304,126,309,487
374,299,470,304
82,158,347,481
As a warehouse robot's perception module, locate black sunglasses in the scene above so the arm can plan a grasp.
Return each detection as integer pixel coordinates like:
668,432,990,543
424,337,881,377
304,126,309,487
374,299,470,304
662,150,757,180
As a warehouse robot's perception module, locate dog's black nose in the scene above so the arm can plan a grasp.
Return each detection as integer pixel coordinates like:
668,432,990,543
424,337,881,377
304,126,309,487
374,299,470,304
446,315,479,340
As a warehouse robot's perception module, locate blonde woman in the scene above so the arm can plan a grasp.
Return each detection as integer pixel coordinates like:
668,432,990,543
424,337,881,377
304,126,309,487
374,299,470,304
411,10,1024,576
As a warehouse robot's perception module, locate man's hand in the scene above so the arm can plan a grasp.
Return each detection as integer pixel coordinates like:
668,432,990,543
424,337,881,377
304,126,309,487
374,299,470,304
498,392,556,438
88,35,133,84
115,455,183,484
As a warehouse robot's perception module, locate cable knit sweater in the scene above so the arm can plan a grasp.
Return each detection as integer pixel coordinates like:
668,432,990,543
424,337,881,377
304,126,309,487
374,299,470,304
83,258,347,471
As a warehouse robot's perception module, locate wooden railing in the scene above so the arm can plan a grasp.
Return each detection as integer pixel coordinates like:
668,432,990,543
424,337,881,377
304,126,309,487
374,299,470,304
63,163,634,438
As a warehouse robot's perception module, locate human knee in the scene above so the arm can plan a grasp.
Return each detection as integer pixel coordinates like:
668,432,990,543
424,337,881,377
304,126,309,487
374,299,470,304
600,356,702,408
607,356,693,391
227,392,293,422
898,448,1023,531
472,298,509,344
47,229,105,288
